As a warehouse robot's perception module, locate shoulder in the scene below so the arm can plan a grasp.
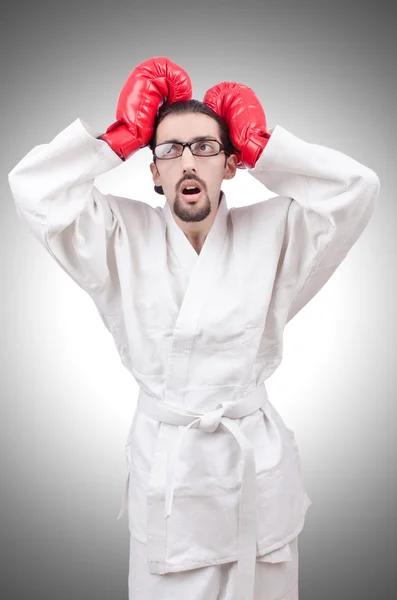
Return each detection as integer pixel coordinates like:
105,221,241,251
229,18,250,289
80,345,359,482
230,196,292,230
102,192,165,232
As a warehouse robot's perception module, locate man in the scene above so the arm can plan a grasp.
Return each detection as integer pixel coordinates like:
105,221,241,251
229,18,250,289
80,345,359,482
148,107,238,254
8,57,380,600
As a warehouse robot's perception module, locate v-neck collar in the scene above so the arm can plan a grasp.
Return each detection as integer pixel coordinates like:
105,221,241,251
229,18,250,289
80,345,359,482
162,191,229,273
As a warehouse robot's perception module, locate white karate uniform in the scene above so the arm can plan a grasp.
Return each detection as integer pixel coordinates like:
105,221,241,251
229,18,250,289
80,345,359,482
129,535,299,599
8,118,380,600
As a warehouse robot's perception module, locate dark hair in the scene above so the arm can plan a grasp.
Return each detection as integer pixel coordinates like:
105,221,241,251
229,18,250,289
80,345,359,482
149,99,238,154
149,99,239,194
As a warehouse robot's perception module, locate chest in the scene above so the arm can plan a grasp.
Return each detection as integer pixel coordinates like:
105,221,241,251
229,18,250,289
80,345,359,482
95,197,290,393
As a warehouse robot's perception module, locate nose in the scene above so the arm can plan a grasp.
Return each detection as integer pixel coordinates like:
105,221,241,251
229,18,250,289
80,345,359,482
180,145,197,172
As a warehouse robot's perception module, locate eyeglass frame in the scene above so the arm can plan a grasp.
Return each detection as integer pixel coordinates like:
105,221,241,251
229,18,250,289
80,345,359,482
152,138,230,161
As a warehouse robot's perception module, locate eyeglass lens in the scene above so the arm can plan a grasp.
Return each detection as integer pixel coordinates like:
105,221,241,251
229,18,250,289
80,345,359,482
155,140,221,159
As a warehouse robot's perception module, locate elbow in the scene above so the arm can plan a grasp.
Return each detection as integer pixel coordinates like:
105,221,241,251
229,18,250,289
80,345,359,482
8,166,29,204
361,168,381,201
352,169,380,229
348,168,380,213
339,169,380,231
8,169,23,205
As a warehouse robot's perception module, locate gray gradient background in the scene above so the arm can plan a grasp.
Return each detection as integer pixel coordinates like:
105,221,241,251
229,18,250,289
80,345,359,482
1,0,396,598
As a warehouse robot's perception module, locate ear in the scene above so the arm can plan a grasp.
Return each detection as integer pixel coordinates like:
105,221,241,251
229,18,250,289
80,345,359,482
223,154,238,181
150,162,161,187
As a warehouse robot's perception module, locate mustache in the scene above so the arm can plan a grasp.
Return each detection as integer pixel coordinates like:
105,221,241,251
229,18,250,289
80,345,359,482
177,175,206,191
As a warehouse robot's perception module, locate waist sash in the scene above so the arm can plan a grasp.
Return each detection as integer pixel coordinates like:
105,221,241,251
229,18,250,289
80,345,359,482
119,386,269,600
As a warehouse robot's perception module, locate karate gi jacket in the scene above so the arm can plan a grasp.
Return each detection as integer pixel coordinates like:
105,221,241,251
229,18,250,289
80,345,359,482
8,118,380,597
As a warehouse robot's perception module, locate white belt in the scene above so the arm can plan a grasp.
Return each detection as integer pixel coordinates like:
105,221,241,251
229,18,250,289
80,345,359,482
118,386,269,600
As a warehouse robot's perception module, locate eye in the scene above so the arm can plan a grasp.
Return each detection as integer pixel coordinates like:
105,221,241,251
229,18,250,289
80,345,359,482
165,144,179,154
194,141,218,155
157,143,181,158
198,142,213,151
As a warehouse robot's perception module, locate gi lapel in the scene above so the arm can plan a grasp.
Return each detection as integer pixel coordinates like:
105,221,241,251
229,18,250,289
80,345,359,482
161,191,230,405
146,191,230,572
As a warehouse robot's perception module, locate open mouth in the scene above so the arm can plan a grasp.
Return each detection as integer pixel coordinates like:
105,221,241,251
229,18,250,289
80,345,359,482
180,183,203,202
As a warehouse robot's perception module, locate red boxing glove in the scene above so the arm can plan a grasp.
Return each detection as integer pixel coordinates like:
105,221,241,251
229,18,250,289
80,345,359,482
101,57,192,160
203,82,270,169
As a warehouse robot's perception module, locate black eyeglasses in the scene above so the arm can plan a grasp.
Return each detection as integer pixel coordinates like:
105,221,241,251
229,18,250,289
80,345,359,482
153,139,226,160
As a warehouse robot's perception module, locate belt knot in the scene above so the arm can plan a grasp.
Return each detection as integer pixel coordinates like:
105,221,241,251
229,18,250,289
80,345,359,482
195,404,225,433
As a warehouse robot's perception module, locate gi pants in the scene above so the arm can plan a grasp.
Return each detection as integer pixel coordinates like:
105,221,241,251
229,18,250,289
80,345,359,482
128,535,299,600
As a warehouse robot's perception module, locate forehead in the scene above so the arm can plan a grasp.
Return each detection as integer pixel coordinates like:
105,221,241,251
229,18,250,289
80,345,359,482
156,113,219,143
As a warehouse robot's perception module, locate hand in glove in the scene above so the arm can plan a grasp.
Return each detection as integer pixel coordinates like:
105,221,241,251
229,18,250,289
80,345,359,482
100,56,192,160
203,82,270,169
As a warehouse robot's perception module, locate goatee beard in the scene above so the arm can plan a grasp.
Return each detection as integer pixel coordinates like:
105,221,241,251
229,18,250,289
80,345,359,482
173,192,212,223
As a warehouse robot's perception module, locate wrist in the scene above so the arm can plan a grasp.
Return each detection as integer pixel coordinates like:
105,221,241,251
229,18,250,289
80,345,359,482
100,121,141,160
241,131,271,169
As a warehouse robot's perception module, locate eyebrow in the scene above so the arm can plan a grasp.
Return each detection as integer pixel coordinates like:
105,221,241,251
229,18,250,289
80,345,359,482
158,135,217,145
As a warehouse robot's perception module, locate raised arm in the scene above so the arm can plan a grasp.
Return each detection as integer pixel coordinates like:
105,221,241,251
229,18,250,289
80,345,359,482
247,126,379,322
204,82,380,322
8,57,192,293
9,120,122,292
